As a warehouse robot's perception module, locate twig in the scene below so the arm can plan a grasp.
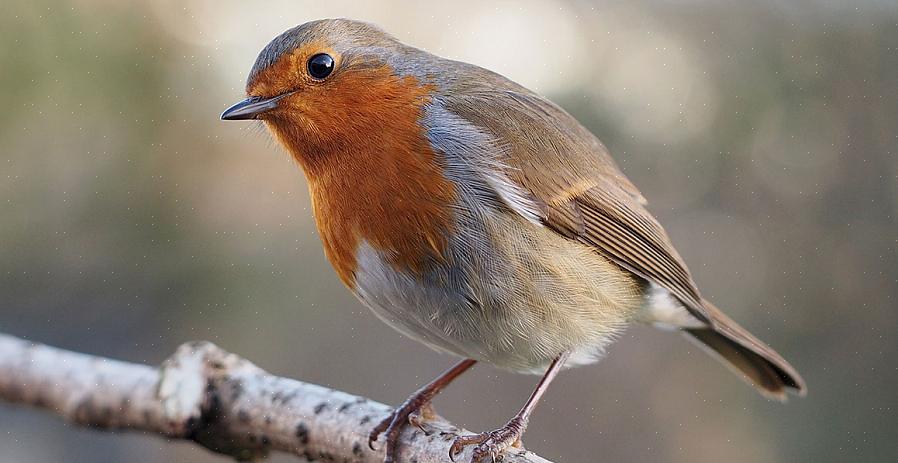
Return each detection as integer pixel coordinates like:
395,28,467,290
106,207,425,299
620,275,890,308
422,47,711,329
0,333,552,462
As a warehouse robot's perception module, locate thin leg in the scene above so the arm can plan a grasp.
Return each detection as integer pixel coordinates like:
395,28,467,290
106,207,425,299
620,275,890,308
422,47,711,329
450,351,570,463
370,358,477,463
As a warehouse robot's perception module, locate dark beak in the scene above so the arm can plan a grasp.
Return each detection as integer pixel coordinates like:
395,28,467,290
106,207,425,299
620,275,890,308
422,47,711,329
220,92,293,120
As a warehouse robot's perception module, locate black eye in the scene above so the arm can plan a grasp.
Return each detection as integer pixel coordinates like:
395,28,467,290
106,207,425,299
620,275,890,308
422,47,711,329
307,53,335,79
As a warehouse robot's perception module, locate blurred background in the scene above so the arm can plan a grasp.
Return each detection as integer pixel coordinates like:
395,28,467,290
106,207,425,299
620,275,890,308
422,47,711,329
1,0,896,462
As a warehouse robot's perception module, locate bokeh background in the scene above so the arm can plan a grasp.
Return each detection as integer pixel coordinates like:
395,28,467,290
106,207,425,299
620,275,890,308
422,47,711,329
2,0,896,462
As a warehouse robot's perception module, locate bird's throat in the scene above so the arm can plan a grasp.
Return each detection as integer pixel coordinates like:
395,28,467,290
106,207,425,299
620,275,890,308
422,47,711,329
268,69,456,286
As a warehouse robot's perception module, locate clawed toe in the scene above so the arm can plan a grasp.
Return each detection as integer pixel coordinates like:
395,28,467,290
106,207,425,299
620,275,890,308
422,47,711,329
367,414,391,451
369,401,441,462
368,360,478,463
449,418,526,463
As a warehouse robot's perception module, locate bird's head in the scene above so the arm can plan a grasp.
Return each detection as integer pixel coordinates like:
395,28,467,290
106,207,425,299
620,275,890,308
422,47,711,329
221,19,439,174
221,20,459,283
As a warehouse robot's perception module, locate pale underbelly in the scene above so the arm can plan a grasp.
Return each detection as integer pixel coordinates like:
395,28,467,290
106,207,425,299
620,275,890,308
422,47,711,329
350,212,645,373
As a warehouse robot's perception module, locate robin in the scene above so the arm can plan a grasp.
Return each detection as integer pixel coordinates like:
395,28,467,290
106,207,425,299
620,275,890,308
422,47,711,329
221,18,805,463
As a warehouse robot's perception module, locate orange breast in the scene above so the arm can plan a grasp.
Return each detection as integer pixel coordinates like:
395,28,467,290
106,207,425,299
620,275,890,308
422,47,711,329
265,66,456,286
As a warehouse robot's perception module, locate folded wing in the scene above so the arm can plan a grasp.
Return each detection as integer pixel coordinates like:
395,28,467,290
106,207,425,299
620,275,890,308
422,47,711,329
442,87,805,398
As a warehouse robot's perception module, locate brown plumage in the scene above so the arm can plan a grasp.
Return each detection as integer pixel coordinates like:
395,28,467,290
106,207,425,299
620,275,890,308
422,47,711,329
221,18,806,463
445,80,804,399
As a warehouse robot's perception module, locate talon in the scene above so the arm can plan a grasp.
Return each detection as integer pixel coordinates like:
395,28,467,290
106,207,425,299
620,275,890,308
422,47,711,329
371,401,440,461
449,443,461,462
450,433,484,462
449,436,469,461
367,360,477,462
472,443,504,463
368,415,390,450
451,419,526,463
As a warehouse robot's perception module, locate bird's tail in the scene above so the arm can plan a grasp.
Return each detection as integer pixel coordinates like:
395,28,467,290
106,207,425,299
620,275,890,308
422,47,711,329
684,300,806,401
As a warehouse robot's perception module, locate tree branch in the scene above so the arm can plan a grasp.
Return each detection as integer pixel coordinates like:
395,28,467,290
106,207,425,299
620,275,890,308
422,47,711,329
0,333,552,462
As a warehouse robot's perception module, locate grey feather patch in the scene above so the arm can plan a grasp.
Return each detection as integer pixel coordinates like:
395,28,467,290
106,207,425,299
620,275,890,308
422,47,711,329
422,103,543,224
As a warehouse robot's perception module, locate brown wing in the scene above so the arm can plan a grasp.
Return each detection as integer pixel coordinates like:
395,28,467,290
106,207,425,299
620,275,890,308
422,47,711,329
444,87,806,397
444,89,709,321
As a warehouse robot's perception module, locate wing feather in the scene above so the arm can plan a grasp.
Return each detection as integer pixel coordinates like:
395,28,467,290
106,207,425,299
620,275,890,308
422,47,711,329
444,88,709,320
438,79,805,396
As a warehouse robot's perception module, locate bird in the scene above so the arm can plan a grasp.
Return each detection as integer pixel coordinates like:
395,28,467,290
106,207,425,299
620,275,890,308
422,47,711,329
221,18,806,463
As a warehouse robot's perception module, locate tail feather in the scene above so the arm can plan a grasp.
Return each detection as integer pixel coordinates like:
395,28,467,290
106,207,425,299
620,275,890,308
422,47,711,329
685,301,806,400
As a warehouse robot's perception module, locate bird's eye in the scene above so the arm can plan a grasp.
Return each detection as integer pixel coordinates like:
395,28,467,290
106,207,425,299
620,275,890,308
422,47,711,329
307,53,335,79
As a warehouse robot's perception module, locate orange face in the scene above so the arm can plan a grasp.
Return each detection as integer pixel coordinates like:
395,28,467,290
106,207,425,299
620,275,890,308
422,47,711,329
245,40,341,152
229,39,457,286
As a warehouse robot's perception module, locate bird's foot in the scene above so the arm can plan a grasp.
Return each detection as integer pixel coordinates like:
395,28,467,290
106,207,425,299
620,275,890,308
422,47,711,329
407,402,439,433
369,398,438,462
450,416,527,463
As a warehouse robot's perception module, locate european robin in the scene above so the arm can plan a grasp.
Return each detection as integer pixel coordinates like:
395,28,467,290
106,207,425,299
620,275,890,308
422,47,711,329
221,19,806,463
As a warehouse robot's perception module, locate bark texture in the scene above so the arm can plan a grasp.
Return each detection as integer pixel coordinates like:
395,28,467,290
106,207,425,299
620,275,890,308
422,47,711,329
0,333,552,463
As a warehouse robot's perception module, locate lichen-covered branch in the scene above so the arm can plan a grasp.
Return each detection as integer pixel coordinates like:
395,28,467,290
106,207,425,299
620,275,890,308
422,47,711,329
0,333,552,463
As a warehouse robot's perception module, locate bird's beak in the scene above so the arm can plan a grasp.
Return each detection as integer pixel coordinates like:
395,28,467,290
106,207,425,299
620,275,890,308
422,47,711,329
220,92,293,120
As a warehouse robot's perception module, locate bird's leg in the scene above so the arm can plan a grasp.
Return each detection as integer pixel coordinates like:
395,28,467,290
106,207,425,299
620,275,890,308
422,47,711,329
369,358,477,462
450,351,570,463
